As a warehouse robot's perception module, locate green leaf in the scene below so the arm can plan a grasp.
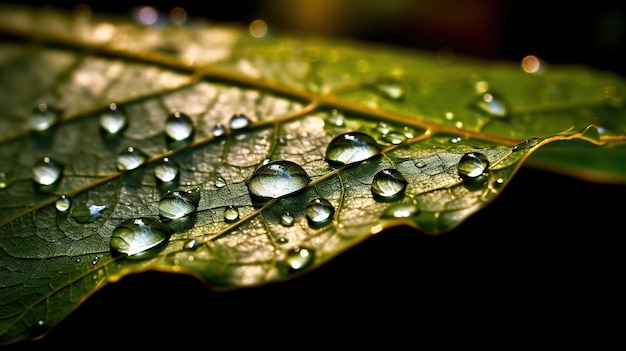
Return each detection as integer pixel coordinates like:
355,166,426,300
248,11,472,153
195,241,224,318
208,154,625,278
0,4,625,345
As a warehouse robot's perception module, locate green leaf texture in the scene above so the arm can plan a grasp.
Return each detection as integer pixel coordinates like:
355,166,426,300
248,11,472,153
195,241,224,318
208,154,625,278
0,4,625,345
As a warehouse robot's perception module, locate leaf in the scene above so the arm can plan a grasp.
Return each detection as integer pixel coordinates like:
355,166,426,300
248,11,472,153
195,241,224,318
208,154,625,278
0,4,625,345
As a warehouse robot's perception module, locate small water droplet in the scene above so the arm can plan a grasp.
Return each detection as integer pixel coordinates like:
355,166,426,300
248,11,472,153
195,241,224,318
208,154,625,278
214,176,226,188
381,130,407,145
165,111,194,141
470,92,509,118
457,152,489,179
223,206,240,223
212,123,226,137
229,113,251,129
371,169,407,201
99,103,127,134
277,237,289,244
0,172,9,189
305,198,334,227
284,246,315,272
369,75,405,100
326,109,345,127
280,212,295,226
29,103,60,131
325,132,381,165
71,203,107,223
512,137,542,152
117,146,148,171
33,157,63,186
381,203,420,219
55,195,71,212
154,157,179,183
246,160,310,202
110,217,173,256
183,239,200,250
158,189,201,219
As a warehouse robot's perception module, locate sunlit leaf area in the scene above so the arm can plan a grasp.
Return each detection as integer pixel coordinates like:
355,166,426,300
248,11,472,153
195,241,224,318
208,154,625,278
1,1,625,349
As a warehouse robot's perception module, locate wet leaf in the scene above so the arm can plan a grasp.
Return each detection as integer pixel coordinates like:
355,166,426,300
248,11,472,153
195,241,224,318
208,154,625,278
0,4,625,345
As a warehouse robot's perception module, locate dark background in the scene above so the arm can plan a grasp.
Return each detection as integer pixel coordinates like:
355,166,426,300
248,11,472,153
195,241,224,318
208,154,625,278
2,1,624,348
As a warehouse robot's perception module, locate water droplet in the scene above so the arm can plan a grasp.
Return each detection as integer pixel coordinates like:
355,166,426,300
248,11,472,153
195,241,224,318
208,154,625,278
381,203,420,219
457,152,489,179
165,111,194,141
229,113,251,129
33,157,63,186
29,103,60,131
223,206,240,223
99,103,127,134
277,237,289,244
246,160,310,202
183,239,200,250
158,189,201,219
369,75,405,100
325,132,381,165
212,123,226,137
110,217,173,256
512,137,542,152
214,176,226,188
305,198,334,227
55,195,71,212
280,212,295,226
326,109,345,127
284,246,315,272
381,130,407,145
0,172,9,189
371,169,407,201
154,157,179,183
71,203,107,223
470,92,509,118
117,146,148,171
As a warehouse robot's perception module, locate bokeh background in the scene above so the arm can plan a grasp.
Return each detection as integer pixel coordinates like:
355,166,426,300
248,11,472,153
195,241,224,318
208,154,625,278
2,0,624,348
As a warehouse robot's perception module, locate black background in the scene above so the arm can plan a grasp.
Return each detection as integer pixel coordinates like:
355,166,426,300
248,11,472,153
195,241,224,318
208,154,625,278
2,1,624,348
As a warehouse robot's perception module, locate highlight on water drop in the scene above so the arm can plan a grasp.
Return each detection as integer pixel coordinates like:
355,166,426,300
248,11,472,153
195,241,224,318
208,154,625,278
110,217,173,256
158,189,201,219
33,156,63,186
164,111,195,142
99,103,127,134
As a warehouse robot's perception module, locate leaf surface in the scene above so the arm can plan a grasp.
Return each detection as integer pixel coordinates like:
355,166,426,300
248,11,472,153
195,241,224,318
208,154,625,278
0,4,625,345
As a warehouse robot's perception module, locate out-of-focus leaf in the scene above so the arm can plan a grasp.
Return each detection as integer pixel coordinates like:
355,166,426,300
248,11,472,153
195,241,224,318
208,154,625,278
0,4,624,345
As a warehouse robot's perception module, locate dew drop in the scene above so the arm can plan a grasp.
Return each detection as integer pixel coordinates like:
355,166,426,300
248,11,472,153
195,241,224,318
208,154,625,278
457,152,490,179
246,160,310,202
55,195,71,212
154,157,179,183
280,212,295,227
110,217,173,256
325,132,381,165
470,92,509,118
284,246,315,272
29,103,60,131
158,189,201,219
0,172,7,189
229,113,251,129
117,146,148,171
305,198,334,227
277,237,289,244
212,123,226,137
214,176,226,188
223,206,240,223
165,111,194,141
381,203,420,219
33,157,63,186
371,169,407,201
183,239,200,250
71,203,107,223
99,103,127,134
326,109,345,127
381,130,407,145
369,75,405,100
512,137,542,152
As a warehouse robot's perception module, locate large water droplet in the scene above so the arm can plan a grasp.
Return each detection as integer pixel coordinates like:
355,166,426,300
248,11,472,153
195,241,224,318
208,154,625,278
33,157,63,186
325,132,381,165
229,113,251,129
305,198,334,227
246,160,310,202
457,152,489,179
110,217,173,256
55,195,71,212
284,246,315,272
117,146,148,171
165,111,194,141
158,189,201,219
223,206,240,223
371,169,407,201
29,103,60,132
280,212,295,227
99,103,127,134
154,157,179,183
470,92,509,118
